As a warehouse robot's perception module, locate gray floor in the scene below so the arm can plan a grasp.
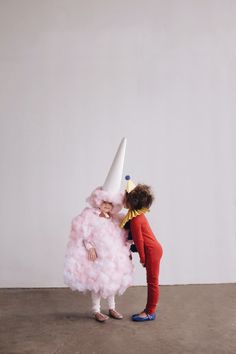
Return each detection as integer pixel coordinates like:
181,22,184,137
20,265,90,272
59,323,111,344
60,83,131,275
0,284,236,354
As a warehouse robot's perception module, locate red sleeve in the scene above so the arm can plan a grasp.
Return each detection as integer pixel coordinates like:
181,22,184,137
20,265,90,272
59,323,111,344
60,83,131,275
130,217,145,264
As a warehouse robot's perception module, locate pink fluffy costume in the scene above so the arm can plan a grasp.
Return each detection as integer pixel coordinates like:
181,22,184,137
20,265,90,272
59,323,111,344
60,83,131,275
64,138,134,317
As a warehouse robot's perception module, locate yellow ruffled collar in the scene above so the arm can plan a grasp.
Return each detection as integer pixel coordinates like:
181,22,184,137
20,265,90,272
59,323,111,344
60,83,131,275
120,207,149,228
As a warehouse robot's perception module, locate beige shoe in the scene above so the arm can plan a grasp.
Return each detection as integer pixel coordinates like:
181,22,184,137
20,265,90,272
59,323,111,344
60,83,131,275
94,312,109,322
109,309,123,319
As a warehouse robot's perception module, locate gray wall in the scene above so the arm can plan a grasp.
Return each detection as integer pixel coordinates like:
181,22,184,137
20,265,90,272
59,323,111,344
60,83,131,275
0,0,236,287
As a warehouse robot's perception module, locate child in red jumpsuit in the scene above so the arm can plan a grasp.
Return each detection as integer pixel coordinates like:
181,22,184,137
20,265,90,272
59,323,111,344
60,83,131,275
121,176,163,321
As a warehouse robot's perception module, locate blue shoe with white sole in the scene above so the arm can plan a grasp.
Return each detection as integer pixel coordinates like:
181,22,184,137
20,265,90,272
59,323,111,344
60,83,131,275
132,312,156,322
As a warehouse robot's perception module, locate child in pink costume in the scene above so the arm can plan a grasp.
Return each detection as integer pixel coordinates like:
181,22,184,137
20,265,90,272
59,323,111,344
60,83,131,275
64,138,134,322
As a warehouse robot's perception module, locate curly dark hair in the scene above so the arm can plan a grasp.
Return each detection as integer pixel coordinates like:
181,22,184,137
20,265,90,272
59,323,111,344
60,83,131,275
125,184,154,210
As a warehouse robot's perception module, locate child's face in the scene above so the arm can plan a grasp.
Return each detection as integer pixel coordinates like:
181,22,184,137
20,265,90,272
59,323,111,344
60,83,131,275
100,201,113,214
123,194,130,209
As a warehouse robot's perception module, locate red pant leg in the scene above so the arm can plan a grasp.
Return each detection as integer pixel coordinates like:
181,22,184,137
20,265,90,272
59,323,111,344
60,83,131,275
145,244,162,314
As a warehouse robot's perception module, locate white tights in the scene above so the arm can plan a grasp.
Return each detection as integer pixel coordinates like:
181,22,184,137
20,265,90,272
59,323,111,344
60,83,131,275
91,291,115,313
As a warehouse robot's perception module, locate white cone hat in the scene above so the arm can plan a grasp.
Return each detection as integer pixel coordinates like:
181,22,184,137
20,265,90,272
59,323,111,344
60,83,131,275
103,137,127,193
125,175,136,193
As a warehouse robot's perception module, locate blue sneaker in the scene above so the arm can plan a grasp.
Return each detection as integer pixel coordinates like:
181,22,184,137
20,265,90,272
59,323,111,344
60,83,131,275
131,309,146,318
132,313,156,322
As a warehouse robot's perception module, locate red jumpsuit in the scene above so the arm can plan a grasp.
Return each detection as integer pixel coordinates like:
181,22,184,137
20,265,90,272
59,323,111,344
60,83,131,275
130,213,163,314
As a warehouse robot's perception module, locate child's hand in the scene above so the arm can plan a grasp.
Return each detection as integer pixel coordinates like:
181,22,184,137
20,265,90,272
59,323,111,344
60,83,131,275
88,248,97,261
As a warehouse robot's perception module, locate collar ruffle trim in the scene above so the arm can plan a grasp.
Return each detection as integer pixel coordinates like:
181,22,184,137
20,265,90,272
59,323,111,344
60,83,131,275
120,208,149,228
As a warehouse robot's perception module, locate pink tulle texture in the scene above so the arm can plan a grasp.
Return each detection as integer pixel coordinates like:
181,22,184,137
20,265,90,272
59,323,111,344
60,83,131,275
64,205,134,298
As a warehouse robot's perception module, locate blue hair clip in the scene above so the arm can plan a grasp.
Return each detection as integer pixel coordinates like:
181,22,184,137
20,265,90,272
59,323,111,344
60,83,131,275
125,175,131,180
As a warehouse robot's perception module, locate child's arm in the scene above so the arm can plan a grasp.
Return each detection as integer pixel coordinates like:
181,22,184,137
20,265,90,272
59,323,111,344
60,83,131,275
83,240,97,261
130,219,146,265
83,240,94,250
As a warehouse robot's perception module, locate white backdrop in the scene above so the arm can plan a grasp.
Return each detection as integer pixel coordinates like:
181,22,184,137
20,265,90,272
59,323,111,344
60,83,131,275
0,1,236,287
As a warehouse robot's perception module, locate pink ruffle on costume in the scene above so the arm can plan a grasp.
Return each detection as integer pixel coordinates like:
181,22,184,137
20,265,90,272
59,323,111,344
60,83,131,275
64,187,134,298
